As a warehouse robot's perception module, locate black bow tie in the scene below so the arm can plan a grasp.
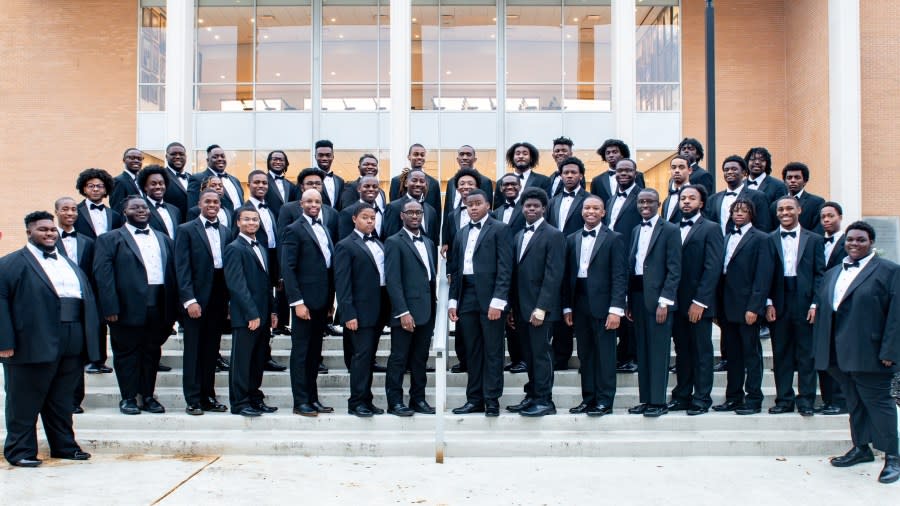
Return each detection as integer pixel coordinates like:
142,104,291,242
669,187,680,195
273,174,285,180
43,251,58,260
680,220,694,228
205,221,219,229
310,217,322,226
412,235,424,243
824,235,835,244
641,221,653,227
746,179,758,186
153,202,165,209
727,227,742,236
470,222,482,230
725,191,738,197
363,234,378,242
524,225,535,232
562,191,575,198
372,204,381,213
504,201,515,209
607,170,616,177
174,172,188,180
89,203,105,211
582,229,597,238
250,240,259,248
323,172,333,178
517,173,525,180
843,260,860,271
257,203,268,209
134,228,150,235
213,171,228,178
617,192,628,198
60,230,76,239
780,231,797,238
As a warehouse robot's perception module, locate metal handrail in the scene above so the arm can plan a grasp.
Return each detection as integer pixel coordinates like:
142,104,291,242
432,257,450,463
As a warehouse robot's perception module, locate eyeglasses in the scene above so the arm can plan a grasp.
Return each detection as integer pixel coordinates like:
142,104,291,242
402,210,424,216
85,184,105,190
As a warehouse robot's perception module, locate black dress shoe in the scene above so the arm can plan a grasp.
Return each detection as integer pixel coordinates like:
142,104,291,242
616,360,638,373
318,363,329,374
508,362,528,374
312,401,334,413
141,397,166,413
879,454,900,484
668,365,676,373
712,360,728,372
367,404,385,415
628,403,648,414
349,405,374,417
216,356,230,372
201,398,228,412
503,362,513,371
735,405,761,415
450,363,467,373
712,400,742,412
569,402,591,414
521,402,556,417
185,404,203,416
119,398,141,415
666,400,690,411
686,405,709,416
485,405,500,417
643,405,668,417
273,326,291,336
157,363,172,372
11,458,42,467
553,363,569,371
51,449,91,461
452,402,485,414
371,363,388,373
73,406,84,414
264,359,287,372
587,404,612,417
97,363,113,373
831,445,875,467
798,406,815,417
411,400,435,414
84,363,104,374
326,324,343,336
821,405,847,415
293,404,318,417
236,406,262,417
768,404,795,414
507,398,534,413
252,402,278,413
388,404,414,417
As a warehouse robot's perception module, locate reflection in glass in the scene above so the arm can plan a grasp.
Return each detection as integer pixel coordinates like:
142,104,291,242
321,1,390,86
140,5,166,110
195,84,254,111
506,2,561,84
636,3,680,112
196,1,254,84
256,3,312,84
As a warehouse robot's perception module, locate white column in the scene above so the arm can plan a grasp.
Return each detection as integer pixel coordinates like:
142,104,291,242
165,0,195,170
311,0,322,145
611,0,636,147
828,0,862,222
389,0,411,177
495,2,506,180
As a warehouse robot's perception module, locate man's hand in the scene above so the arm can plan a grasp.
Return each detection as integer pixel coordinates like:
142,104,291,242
766,305,777,323
507,312,516,330
806,308,816,324
294,304,311,320
529,313,544,327
605,314,621,330
563,313,573,327
655,305,668,324
400,314,416,332
882,360,894,367
487,308,502,321
745,311,758,326
187,303,202,319
0,349,13,358
248,318,260,331
440,245,449,258
448,308,458,322
345,318,359,331
106,314,118,323
687,303,705,324
271,314,278,329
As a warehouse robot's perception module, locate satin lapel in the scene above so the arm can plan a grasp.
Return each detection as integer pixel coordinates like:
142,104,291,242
590,227,608,264
154,230,169,269
520,224,543,260
301,219,330,261
729,228,753,262
824,267,839,310
798,229,810,267
21,249,56,294
401,232,429,274
647,220,664,254
268,174,286,204
352,233,379,270
76,236,87,264
121,228,145,267
683,216,703,244
565,192,586,223
473,219,492,253
841,257,879,303
774,232,785,265
77,203,96,235
515,229,525,259
194,219,214,259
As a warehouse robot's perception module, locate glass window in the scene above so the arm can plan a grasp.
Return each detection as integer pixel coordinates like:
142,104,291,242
195,1,254,110
139,3,167,111
256,1,312,109
563,1,611,111
636,2,680,111
330,150,392,189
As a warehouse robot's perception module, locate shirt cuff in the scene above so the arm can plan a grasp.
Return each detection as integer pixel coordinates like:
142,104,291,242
809,303,817,310
395,311,411,319
448,299,457,310
489,298,506,311
609,306,625,316
290,300,304,307
563,308,572,315
658,297,674,307
183,299,197,309
691,300,708,309
766,298,773,307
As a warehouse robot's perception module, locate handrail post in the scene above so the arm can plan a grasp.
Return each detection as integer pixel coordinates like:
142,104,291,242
433,258,450,463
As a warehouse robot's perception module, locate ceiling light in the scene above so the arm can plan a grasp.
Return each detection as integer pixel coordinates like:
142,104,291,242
250,18,255,23
263,34,269,39
330,18,336,22
219,75,226,79
214,34,220,40
275,72,281,77
412,17,417,22
330,71,336,76
198,19,204,24
206,27,212,32
573,17,579,22
445,70,452,75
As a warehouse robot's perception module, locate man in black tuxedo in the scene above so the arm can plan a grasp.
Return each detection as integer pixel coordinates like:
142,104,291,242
589,139,646,203
339,175,386,241
277,168,339,243
491,173,526,374
186,176,234,228
313,139,345,209
442,168,481,263
765,196,825,416
74,168,124,241
163,142,190,221
282,189,336,417
1,211,100,467
390,144,442,217
814,221,900,483
548,136,576,197
383,169,439,254
139,165,181,241
768,162,826,234
55,197,97,413
93,195,178,415
627,189,682,418
561,196,627,416
744,147,788,206
448,190,514,417
335,206,390,417
706,155,772,234
187,144,245,210
264,150,299,219
678,137,715,195
175,189,233,415
384,200,437,416
492,142,550,206
224,207,279,417
504,188,565,417
546,157,588,370
109,147,144,211
661,155,693,223
339,154,386,211
444,145,493,215
817,201,848,415
712,198,772,415
668,186,724,415
604,158,643,373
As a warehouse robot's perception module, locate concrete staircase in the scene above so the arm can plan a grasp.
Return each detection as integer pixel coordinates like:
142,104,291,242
0,331,851,457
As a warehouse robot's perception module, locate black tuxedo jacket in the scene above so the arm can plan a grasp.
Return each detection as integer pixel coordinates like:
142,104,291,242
390,173,442,218
145,198,181,239
0,248,101,364
442,206,472,257
491,202,526,235
562,226,627,319
825,234,848,270
187,168,244,209
163,168,190,222
547,189,588,236
339,201,387,242
448,218,514,312
339,178,387,214
276,201,339,244
174,218,233,309
223,236,275,326
604,187,643,251
110,170,142,211
445,171,493,214
92,226,178,327
334,233,387,327
320,171,345,209
232,202,278,253
281,216,335,311
383,196,439,251
706,187,773,232
590,170,646,204
676,217,724,318
74,200,124,240
717,227,772,322
769,191,825,234
493,172,551,208
56,232,95,278
385,230,436,325
511,221,565,321
629,219,682,313
660,189,683,223
186,206,230,228
767,228,825,318
747,175,788,205
814,256,900,372
689,164,715,195
264,172,300,219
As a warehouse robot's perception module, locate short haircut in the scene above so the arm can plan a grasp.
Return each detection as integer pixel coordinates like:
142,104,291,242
506,142,539,169
266,150,289,170
200,176,222,191
821,201,843,216
782,162,810,182
678,137,705,162
297,167,326,186
671,154,693,167
845,221,876,241
206,144,221,154
520,187,548,207
458,144,476,154
454,168,481,188
597,139,631,160
166,141,185,152
402,199,423,213
122,147,141,159
743,147,772,175
25,210,54,228
583,194,605,207
638,188,659,200
408,143,425,155
499,172,521,185
465,189,488,202
730,197,756,220
314,139,333,151
408,168,427,179
54,196,76,210
552,136,574,148
775,195,800,208
235,207,259,220
136,164,169,191
680,184,708,205
722,154,749,175
614,158,637,171
76,168,115,198
247,169,267,182
358,153,378,166
122,194,146,208
558,156,585,175
353,204,376,218
199,189,220,201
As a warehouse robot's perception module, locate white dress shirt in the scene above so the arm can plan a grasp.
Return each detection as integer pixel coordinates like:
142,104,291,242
557,188,579,230
183,217,225,309
719,184,744,234
323,171,337,206
517,169,532,188
665,186,681,220
168,166,188,190
86,200,109,235
563,225,625,316
832,253,875,310
57,228,78,262
746,172,767,189
458,206,472,229
609,184,636,227
27,243,82,298
405,228,432,281
271,172,287,201
216,170,242,207
519,218,542,261
723,223,752,273
679,214,699,244
355,229,385,286
449,218,505,311
126,223,164,285
824,230,844,264
779,225,801,277
500,198,518,224
241,233,266,271
605,170,617,196
249,197,277,248
633,215,657,276
149,199,176,239
305,213,332,268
